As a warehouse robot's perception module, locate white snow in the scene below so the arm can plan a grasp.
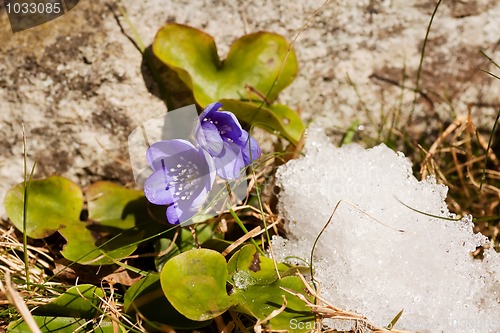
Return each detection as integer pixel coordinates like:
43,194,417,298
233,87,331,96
272,125,500,333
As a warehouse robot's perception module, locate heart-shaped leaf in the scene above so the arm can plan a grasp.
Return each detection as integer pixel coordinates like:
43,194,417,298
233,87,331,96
7,317,115,333
154,238,181,272
228,244,290,287
4,177,162,265
4,176,83,239
87,181,149,229
7,316,90,332
160,249,235,321
33,284,104,318
125,274,211,329
234,276,316,333
152,23,298,107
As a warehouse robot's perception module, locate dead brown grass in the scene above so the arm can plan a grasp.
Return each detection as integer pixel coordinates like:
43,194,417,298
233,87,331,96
418,110,500,251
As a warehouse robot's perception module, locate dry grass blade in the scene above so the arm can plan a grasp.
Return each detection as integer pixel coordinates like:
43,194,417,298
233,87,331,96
254,295,288,333
215,315,235,333
222,222,278,257
420,117,462,179
222,226,262,256
416,110,500,249
0,271,42,333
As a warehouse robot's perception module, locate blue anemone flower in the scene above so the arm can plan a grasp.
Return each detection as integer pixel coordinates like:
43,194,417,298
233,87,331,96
196,102,261,180
144,139,216,225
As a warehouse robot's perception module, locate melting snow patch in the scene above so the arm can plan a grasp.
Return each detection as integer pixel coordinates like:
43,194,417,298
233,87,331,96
272,126,500,333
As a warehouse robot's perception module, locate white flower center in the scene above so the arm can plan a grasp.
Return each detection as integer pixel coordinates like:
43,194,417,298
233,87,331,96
163,155,204,201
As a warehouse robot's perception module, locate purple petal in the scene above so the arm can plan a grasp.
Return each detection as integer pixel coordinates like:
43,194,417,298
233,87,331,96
236,130,261,165
144,167,175,205
210,111,243,142
165,183,212,225
199,102,223,120
213,142,246,180
199,149,217,189
144,139,217,225
166,201,183,225
146,139,197,170
197,121,224,156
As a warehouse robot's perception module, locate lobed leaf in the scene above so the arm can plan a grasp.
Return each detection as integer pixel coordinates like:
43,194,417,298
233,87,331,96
124,274,211,329
152,23,298,107
160,249,235,321
4,177,162,265
33,284,104,319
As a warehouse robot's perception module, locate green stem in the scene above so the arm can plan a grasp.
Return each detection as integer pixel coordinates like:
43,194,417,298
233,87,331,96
409,0,442,125
227,205,265,256
22,124,36,288
479,109,500,191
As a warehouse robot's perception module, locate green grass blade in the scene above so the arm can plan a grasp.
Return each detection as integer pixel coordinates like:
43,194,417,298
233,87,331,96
22,124,37,288
410,0,442,124
479,109,500,191
385,308,404,330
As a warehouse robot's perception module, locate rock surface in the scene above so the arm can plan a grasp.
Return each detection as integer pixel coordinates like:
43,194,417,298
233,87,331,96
1,0,499,217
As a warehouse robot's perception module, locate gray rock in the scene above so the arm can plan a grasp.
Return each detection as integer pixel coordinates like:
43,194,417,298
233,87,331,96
1,0,499,217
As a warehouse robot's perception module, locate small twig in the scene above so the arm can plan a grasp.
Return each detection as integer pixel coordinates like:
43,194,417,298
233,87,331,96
189,226,200,248
221,226,261,257
244,84,271,104
479,109,500,191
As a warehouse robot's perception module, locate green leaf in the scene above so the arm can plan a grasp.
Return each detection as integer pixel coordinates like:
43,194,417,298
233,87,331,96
4,177,162,265
220,100,305,145
201,238,235,253
33,284,104,318
228,244,289,287
7,317,89,332
152,23,298,107
124,274,211,329
4,176,83,239
62,181,157,265
87,181,149,229
160,249,235,321
58,224,134,265
7,317,116,333
234,276,315,333
154,238,181,272
73,181,161,264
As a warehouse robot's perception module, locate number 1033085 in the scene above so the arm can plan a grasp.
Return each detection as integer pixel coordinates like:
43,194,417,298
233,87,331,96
5,2,62,14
